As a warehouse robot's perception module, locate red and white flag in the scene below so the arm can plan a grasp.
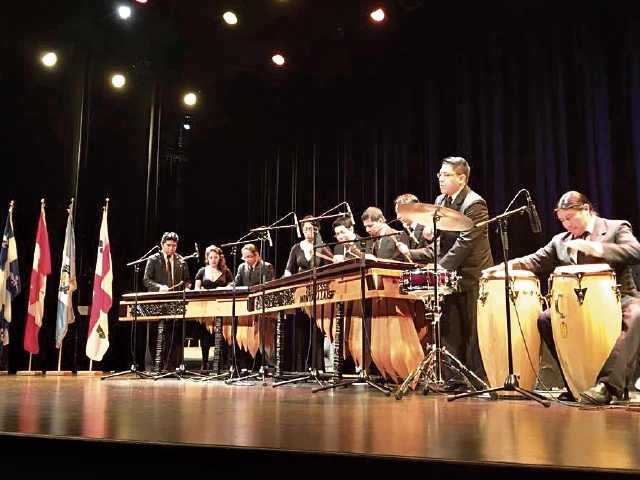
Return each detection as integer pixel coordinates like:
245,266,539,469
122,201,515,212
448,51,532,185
23,201,51,355
86,203,112,361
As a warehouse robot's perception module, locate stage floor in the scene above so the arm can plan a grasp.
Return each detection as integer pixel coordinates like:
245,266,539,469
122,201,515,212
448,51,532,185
1,373,639,477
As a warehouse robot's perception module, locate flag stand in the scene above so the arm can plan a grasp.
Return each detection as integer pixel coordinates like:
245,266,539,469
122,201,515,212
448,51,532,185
45,349,72,376
77,359,103,377
16,354,43,376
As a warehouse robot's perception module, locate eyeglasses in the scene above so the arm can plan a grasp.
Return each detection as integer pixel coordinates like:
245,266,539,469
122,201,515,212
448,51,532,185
436,172,458,179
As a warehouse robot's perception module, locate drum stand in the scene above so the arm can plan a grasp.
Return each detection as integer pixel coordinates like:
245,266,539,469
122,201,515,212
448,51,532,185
447,212,550,407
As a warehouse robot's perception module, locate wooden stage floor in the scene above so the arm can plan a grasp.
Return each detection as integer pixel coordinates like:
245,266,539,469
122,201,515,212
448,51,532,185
1,373,640,478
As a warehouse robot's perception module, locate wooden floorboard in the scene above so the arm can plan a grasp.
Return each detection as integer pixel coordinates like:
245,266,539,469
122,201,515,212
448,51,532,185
0,374,639,478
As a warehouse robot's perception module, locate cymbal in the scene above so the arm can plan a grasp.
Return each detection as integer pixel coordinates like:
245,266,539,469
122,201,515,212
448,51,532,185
397,202,474,232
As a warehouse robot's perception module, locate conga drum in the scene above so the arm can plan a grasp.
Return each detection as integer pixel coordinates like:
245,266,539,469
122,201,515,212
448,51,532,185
477,270,543,393
549,264,621,398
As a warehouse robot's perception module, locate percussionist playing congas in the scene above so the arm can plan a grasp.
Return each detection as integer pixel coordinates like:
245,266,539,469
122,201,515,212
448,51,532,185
484,190,640,405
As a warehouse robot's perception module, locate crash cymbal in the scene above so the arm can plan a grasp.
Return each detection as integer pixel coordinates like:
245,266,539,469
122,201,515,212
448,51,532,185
397,202,474,232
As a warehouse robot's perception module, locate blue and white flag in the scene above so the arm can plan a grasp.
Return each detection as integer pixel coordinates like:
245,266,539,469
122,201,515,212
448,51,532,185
55,202,76,348
0,202,21,346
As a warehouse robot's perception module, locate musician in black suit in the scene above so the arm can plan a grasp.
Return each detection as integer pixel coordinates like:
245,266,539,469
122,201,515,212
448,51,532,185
332,216,368,262
234,243,275,287
361,206,407,261
143,231,192,372
486,191,640,404
397,157,493,382
394,193,429,252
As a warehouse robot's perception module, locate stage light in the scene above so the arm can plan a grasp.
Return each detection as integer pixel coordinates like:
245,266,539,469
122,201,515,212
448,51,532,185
183,92,197,106
223,11,238,25
111,74,126,88
182,116,193,130
118,5,132,20
41,52,57,67
272,54,285,66
135,0,148,3
370,8,386,22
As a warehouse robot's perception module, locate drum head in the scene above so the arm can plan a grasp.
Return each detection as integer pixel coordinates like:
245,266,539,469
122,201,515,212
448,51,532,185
553,263,613,275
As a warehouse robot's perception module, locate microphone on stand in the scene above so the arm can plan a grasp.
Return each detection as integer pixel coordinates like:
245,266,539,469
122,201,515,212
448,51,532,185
195,243,200,260
293,212,301,238
267,230,273,247
525,190,542,233
345,202,355,225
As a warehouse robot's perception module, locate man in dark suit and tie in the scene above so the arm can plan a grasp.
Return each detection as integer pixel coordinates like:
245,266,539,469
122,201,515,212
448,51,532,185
397,157,494,384
143,231,192,372
486,191,640,404
394,193,429,252
360,206,408,262
234,243,275,287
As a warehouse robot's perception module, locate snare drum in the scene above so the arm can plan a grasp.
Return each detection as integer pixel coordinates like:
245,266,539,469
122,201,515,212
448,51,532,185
399,267,458,296
477,270,543,392
549,264,621,399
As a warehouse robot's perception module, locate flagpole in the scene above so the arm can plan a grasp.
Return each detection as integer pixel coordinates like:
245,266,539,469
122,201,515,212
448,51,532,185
49,199,76,377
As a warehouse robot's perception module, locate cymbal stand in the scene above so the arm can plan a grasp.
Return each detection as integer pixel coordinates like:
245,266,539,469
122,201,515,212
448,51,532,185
394,212,487,399
447,207,550,406
313,237,391,395
273,229,325,388
155,251,203,380
102,246,158,380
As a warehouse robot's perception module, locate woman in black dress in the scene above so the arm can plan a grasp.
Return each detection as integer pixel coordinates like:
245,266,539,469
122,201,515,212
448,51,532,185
193,245,234,370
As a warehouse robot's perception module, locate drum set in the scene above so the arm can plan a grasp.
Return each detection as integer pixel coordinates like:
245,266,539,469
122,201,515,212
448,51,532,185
394,202,488,399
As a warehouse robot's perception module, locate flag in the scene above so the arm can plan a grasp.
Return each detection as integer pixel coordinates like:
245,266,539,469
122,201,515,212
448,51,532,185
0,202,21,348
24,202,51,355
86,204,112,361
55,203,76,348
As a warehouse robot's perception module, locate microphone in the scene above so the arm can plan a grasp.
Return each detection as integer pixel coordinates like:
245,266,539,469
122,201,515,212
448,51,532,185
293,212,301,238
267,230,273,247
345,202,355,224
525,191,542,233
195,243,200,260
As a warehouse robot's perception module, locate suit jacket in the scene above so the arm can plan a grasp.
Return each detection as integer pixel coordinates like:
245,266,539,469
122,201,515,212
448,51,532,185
373,227,407,262
143,252,192,291
409,185,494,291
234,260,275,287
512,216,640,299
398,223,428,250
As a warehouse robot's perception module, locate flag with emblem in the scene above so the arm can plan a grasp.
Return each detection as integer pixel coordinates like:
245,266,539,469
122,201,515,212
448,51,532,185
0,201,21,349
86,201,112,361
55,200,77,348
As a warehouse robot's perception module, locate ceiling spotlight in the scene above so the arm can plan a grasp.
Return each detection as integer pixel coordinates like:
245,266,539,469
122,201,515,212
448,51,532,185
271,54,285,66
118,5,132,20
41,52,57,67
135,0,148,3
182,116,193,130
223,11,238,25
369,8,386,22
111,74,126,88
183,92,197,106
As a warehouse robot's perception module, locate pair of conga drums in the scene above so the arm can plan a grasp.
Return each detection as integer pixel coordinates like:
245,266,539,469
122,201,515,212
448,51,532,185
477,264,620,398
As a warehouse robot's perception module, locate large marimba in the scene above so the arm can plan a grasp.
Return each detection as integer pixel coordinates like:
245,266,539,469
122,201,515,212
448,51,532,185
119,258,428,382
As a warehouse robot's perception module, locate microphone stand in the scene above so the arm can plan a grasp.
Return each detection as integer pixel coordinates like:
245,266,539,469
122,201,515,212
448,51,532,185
313,236,392,396
154,251,203,381
447,206,550,407
102,246,159,380
202,237,256,383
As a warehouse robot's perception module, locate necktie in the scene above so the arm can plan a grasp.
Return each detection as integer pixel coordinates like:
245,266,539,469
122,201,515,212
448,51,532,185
444,196,452,208
166,255,173,287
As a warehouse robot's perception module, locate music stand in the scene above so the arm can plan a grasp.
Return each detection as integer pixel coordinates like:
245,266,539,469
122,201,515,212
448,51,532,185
154,249,203,380
446,206,550,406
102,246,158,380
393,208,487,399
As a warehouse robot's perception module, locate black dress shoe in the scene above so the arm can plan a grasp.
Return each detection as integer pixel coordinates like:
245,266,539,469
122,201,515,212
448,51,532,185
557,391,576,402
579,382,613,405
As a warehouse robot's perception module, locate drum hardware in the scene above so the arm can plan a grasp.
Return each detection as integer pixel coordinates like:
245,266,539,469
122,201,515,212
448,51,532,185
445,196,551,407
394,202,486,400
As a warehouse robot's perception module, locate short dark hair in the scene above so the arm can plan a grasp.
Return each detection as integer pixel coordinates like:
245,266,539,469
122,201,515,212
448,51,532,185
555,191,595,214
161,231,179,243
332,216,355,230
361,206,386,223
394,193,420,205
442,156,470,180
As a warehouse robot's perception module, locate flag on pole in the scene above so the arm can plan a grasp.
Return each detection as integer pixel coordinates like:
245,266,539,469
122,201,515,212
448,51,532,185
55,200,77,348
86,200,112,361
24,200,52,355
0,201,21,348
